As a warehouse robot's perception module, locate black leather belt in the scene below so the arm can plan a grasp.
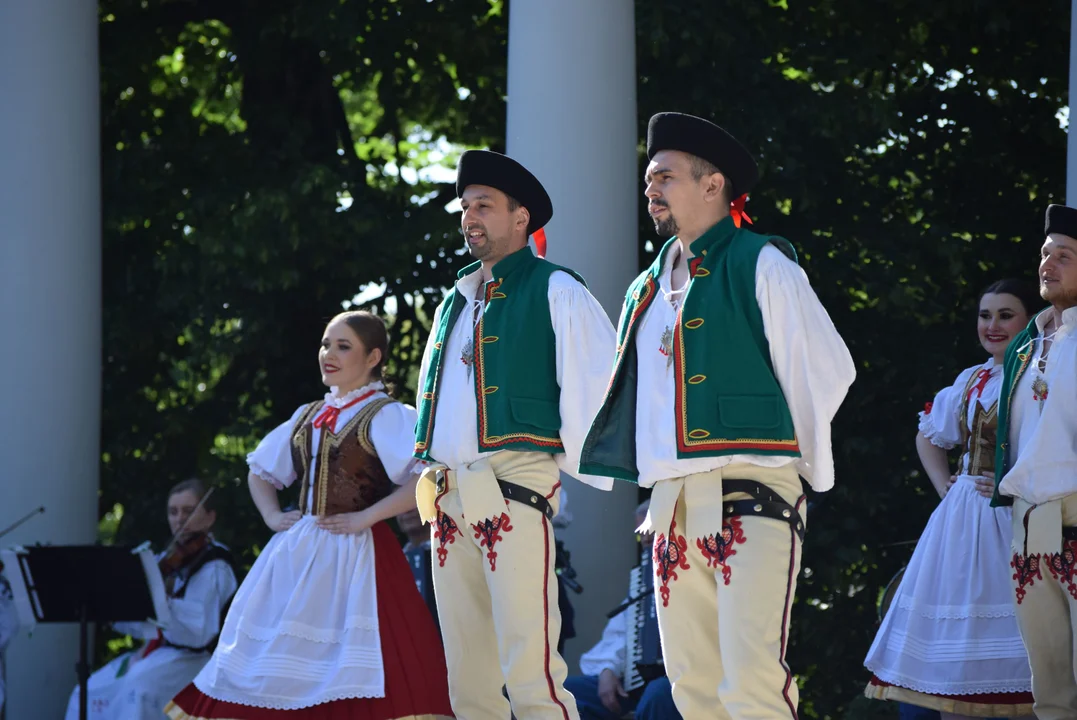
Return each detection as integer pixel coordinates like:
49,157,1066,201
498,480,555,520
722,479,805,543
1064,526,1077,542
433,469,554,520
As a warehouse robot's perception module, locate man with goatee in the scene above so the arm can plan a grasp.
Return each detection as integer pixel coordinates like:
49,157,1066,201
413,150,616,720
993,203,1077,720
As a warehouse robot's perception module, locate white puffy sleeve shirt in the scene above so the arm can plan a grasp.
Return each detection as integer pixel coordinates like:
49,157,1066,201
635,243,856,491
417,270,618,490
246,387,423,507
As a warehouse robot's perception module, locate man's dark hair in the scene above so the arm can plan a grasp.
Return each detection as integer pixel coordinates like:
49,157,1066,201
689,155,732,203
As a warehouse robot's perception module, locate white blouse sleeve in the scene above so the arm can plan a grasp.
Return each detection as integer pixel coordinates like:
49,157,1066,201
756,245,856,493
578,601,628,678
161,560,238,649
246,404,309,490
549,271,618,491
370,402,423,485
918,364,979,450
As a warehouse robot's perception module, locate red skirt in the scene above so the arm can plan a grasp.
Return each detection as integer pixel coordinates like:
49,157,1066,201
166,522,454,720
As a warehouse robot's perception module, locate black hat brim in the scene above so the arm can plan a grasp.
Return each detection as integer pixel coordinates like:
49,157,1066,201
646,112,759,197
1045,204,1077,240
456,150,553,234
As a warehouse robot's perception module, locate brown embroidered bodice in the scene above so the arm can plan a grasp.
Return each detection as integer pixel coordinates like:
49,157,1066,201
958,369,998,477
290,397,395,516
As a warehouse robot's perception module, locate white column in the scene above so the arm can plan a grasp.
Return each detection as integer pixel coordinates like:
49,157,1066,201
506,0,639,672
1069,0,1077,205
0,2,102,718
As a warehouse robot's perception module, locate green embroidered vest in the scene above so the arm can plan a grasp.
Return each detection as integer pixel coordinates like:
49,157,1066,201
414,247,585,460
990,312,1044,507
580,217,800,482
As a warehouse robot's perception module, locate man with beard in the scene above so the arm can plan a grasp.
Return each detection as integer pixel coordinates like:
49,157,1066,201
580,112,855,719
992,204,1077,720
413,149,617,720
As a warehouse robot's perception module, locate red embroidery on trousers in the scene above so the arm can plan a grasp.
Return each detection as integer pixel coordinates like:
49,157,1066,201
697,515,747,585
472,511,513,572
1045,539,1077,601
653,518,690,607
434,510,459,568
1012,552,1043,604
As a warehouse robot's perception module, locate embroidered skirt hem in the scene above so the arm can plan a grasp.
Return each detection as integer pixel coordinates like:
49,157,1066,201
865,677,1034,717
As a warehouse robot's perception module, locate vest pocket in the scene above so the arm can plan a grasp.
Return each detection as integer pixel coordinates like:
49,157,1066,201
510,397,562,431
718,396,780,429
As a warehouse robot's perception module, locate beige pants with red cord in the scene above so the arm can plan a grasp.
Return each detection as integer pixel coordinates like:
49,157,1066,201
642,462,806,720
417,451,579,720
1009,493,1077,720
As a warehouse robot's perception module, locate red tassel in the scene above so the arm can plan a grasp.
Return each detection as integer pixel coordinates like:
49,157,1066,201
533,227,548,259
730,194,753,229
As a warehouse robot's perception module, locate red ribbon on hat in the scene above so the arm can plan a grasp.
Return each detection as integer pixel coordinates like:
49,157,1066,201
730,194,753,228
532,227,548,259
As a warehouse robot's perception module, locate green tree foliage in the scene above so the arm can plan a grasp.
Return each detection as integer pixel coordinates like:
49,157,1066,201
97,0,1069,716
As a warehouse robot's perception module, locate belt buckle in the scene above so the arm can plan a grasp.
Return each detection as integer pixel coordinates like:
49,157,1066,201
435,469,447,493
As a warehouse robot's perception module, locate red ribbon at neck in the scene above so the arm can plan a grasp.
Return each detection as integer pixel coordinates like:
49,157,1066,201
532,227,548,259
966,368,992,402
313,389,377,433
730,194,753,229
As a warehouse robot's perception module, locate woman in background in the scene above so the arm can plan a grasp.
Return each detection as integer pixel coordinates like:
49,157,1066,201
865,279,1041,719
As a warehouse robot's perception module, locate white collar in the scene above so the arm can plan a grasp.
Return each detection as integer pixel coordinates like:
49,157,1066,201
1035,306,1077,334
324,381,385,408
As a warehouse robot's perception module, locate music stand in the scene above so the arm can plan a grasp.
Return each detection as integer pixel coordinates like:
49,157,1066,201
0,546,167,720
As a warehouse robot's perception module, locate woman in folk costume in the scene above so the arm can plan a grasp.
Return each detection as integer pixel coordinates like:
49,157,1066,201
167,311,453,720
865,279,1042,719
63,478,239,720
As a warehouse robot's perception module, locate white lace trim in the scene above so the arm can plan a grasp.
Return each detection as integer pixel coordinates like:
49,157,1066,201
324,381,385,408
238,616,380,644
868,666,1032,695
894,595,1017,619
917,411,956,449
248,465,286,490
194,682,385,709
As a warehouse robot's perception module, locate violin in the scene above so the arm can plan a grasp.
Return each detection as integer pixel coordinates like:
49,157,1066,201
158,531,212,578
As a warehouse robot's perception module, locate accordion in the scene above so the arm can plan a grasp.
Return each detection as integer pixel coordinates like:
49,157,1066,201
623,550,664,692
403,544,439,631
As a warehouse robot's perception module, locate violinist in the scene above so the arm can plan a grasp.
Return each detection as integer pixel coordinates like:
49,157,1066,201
63,478,239,720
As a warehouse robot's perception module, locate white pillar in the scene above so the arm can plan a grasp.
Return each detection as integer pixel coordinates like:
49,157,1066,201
506,0,639,672
0,1,102,717
1069,0,1077,205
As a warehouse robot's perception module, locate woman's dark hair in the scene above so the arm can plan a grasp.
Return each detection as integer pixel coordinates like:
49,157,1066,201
333,310,391,383
168,477,216,511
979,278,1044,317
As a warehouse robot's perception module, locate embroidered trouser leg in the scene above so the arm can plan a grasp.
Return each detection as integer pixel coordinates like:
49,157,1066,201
429,451,579,720
646,463,805,720
1009,495,1077,720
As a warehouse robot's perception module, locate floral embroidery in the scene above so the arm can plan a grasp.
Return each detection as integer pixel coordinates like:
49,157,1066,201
472,511,513,572
697,516,747,585
434,510,460,568
659,326,673,369
653,518,690,607
1045,539,1077,601
1011,552,1043,604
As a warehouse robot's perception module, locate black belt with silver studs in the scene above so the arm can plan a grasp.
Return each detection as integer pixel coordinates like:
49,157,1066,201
722,479,805,543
